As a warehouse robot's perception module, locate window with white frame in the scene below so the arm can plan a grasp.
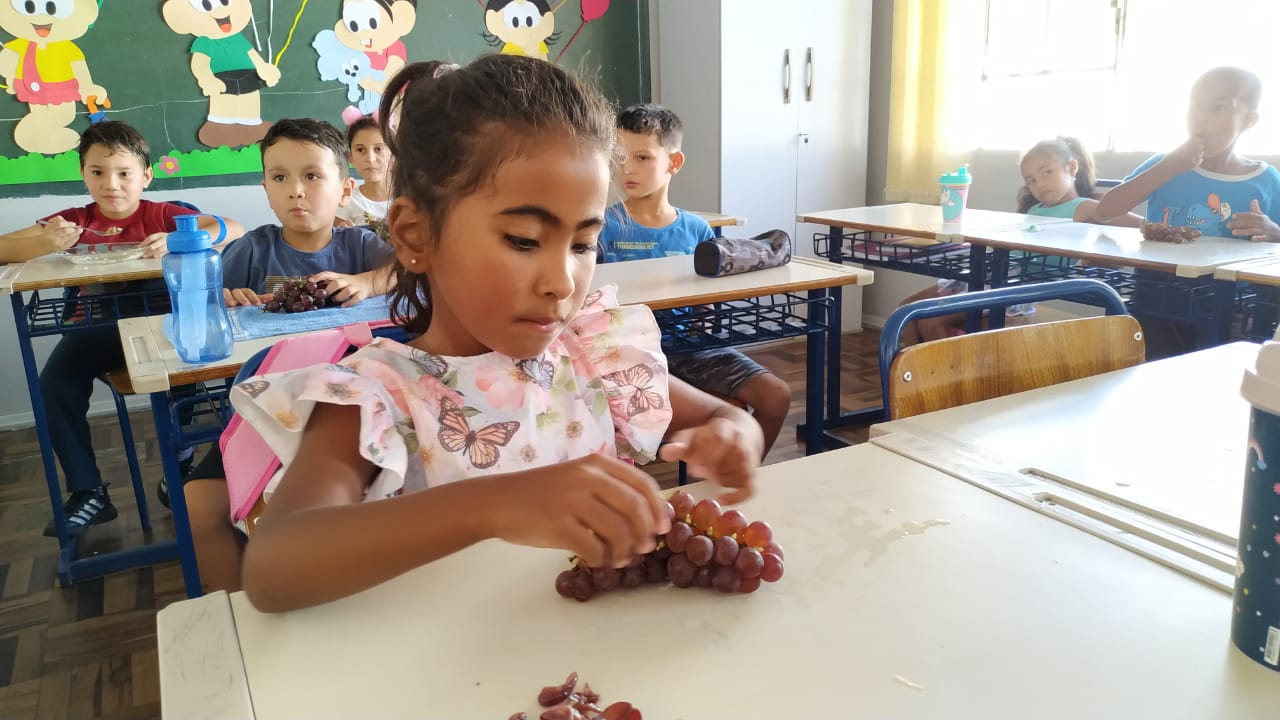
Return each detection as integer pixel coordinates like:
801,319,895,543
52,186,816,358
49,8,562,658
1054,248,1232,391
976,0,1280,156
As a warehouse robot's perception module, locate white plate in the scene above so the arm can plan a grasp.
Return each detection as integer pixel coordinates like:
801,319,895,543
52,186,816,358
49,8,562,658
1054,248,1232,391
61,243,147,266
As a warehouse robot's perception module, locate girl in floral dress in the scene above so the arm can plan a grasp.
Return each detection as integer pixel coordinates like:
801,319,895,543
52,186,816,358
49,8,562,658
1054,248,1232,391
228,55,766,612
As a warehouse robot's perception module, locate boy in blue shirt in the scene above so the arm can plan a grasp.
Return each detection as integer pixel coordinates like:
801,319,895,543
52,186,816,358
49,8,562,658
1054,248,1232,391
1096,66,1280,239
599,104,791,458
1095,67,1280,354
178,118,395,589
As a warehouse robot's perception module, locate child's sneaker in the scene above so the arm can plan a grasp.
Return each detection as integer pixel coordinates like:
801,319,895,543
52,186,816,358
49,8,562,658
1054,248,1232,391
157,446,195,510
42,485,118,537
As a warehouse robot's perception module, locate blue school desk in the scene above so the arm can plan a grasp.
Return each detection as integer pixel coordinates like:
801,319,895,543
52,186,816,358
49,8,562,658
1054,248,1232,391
119,255,873,596
796,204,1074,445
155,442,1280,719
0,256,209,597
802,204,1280,438
691,210,745,238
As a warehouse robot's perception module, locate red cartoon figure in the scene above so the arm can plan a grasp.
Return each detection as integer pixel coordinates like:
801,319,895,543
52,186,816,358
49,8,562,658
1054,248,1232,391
0,0,108,154
332,0,416,115
162,0,282,148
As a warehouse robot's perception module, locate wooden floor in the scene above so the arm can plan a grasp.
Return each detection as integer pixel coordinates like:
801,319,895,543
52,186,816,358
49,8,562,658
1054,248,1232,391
0,331,883,719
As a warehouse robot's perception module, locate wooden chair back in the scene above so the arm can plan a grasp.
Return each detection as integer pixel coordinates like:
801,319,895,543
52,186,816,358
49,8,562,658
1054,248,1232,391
886,315,1145,420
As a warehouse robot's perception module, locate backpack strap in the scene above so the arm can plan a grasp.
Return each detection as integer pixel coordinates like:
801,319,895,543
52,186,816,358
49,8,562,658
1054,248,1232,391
221,323,374,523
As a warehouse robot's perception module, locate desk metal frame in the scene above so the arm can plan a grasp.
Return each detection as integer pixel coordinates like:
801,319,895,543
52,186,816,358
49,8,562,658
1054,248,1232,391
9,285,208,595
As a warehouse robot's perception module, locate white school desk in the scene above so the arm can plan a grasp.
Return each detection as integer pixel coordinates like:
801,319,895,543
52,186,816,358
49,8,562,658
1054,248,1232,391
963,222,1280,345
0,254,178,589
1214,254,1280,284
156,442,1280,720
796,202,1072,243
967,222,1280,279
691,210,746,236
870,342,1261,591
121,255,872,596
793,204,1073,445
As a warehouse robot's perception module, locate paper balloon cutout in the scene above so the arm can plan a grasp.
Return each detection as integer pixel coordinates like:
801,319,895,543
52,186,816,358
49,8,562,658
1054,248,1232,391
582,0,609,22
554,0,611,62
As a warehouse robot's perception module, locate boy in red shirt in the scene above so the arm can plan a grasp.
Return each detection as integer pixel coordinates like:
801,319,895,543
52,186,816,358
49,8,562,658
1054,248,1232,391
0,121,244,535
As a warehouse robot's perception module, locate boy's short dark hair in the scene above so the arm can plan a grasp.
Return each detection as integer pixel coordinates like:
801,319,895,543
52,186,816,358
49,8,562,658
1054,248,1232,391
260,118,349,177
617,103,684,151
77,121,150,169
1196,66,1263,110
346,115,381,149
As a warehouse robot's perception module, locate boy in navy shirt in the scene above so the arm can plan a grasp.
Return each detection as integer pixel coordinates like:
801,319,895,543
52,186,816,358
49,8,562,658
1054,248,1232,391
182,118,395,589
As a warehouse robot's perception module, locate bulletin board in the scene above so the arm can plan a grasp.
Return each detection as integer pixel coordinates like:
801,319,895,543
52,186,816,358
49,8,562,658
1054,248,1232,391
0,0,650,198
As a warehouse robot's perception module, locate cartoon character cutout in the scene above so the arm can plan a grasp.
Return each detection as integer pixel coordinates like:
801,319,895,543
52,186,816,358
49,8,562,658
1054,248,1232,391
0,0,108,154
1208,193,1233,222
483,0,560,60
326,0,416,121
162,0,282,149
313,29,384,117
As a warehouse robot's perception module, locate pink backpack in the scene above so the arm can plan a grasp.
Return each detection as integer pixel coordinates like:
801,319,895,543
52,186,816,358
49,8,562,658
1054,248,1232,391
221,323,376,523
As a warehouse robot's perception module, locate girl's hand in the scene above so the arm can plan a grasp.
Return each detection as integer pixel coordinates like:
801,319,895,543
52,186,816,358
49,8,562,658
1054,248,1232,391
310,270,371,306
1163,137,1206,174
40,217,82,252
1227,199,1280,242
333,216,355,229
139,232,169,259
224,287,272,307
488,453,671,569
659,416,762,505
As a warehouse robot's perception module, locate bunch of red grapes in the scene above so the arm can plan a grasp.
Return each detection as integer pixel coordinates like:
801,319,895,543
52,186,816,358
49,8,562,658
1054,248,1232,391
1140,221,1201,244
554,490,784,602
262,277,336,313
509,672,640,720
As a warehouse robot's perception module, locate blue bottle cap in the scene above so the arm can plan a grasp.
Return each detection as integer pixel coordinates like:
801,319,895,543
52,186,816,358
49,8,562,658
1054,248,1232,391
166,214,228,253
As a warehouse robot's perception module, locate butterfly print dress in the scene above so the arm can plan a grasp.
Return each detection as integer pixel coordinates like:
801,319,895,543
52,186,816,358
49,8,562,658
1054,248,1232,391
229,285,673,511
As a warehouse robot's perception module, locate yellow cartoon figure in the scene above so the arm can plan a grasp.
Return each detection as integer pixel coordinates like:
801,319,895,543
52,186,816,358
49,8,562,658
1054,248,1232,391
483,0,560,61
162,0,282,148
0,0,108,154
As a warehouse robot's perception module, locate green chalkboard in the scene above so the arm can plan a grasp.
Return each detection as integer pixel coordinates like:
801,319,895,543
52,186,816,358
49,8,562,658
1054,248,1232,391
0,0,650,199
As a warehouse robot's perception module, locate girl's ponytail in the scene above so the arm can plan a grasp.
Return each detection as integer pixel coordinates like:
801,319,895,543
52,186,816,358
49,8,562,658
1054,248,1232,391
1059,136,1099,200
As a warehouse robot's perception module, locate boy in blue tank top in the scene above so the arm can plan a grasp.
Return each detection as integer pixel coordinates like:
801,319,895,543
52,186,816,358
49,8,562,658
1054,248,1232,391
598,104,792,459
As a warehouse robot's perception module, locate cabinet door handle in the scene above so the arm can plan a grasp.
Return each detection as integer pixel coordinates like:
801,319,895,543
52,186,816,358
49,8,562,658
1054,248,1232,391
783,49,792,104
805,47,814,101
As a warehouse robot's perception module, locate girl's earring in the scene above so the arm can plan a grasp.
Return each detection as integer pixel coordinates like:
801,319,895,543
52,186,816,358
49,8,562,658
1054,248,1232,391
410,258,418,265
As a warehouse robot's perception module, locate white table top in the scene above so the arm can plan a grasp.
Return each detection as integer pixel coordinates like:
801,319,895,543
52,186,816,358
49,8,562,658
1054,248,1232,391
871,342,1260,589
120,255,873,392
966,222,1280,278
691,210,745,228
797,202,1071,241
156,442,1280,719
0,253,162,294
1216,254,1280,284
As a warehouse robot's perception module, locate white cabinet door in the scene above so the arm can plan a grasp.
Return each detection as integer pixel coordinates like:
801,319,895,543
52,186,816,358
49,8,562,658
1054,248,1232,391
794,0,873,330
795,0,872,255
718,0,801,239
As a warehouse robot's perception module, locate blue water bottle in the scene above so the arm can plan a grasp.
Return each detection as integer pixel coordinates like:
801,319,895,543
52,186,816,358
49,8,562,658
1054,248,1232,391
163,214,233,363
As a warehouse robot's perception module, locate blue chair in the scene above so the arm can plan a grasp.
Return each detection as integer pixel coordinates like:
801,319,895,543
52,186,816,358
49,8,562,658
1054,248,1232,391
878,279,1144,420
